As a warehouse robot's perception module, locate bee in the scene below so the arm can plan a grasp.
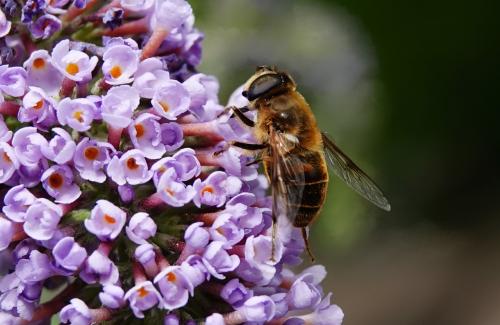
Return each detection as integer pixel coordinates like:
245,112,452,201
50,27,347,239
224,66,390,260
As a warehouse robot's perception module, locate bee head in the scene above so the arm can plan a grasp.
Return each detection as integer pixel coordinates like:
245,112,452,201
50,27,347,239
242,66,296,101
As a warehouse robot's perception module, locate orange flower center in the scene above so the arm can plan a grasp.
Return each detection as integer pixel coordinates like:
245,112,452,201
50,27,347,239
159,101,169,112
165,188,174,196
135,123,145,138
33,100,44,110
3,152,11,163
201,186,214,196
48,173,64,189
110,65,122,79
66,63,79,76
33,58,46,69
166,272,176,282
103,214,116,224
127,158,139,170
73,111,84,123
137,287,149,298
84,147,99,160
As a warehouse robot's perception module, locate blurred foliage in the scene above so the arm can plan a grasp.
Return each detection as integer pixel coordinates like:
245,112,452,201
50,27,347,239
188,1,500,324
190,0,500,245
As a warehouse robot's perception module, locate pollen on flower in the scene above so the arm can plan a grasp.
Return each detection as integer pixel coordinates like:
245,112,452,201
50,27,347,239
66,63,79,75
165,188,175,196
48,173,64,189
110,65,123,78
84,147,99,160
2,152,11,163
201,186,214,196
33,100,44,110
103,214,117,224
159,101,170,112
32,58,46,69
137,287,149,298
135,123,145,138
73,111,84,123
127,157,139,170
166,272,177,282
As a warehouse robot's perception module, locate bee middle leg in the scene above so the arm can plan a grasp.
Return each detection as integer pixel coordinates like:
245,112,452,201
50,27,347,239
218,106,254,127
214,141,267,156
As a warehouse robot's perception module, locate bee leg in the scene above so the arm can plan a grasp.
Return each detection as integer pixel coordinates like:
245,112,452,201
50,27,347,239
213,142,267,157
271,213,278,262
245,158,262,166
301,227,315,262
231,107,255,127
218,106,255,127
232,142,268,150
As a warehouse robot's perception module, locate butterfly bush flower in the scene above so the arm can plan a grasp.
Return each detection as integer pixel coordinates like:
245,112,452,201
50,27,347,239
0,1,343,324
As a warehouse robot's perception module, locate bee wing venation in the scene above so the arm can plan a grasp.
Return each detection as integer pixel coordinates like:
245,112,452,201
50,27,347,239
270,129,305,223
321,132,391,211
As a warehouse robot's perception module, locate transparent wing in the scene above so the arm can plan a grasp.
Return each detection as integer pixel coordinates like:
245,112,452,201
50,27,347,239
269,129,305,223
322,132,391,211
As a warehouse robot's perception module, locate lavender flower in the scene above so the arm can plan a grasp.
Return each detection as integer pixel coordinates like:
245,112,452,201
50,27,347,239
152,80,191,120
59,298,91,325
52,39,98,82
0,1,343,324
124,281,163,318
107,149,152,185
23,198,62,241
102,44,139,85
41,164,81,203
126,212,157,244
74,138,115,183
84,200,126,241
52,237,88,275
101,85,140,128
29,14,61,39
56,97,96,131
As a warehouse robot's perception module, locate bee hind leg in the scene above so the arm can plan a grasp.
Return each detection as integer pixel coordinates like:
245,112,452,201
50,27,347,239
301,227,315,262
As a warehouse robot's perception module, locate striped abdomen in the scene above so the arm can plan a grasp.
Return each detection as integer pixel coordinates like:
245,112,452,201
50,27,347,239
292,150,329,227
265,150,329,228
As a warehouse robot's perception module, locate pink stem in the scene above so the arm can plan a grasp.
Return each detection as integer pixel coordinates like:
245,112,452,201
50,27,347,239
96,0,121,14
60,78,76,98
175,245,195,265
63,0,100,22
90,308,113,322
0,101,20,116
98,242,113,256
195,152,220,167
196,212,219,225
228,245,245,257
140,192,166,210
107,124,123,149
141,28,169,60
181,121,224,142
156,250,171,270
103,17,149,36
133,262,147,283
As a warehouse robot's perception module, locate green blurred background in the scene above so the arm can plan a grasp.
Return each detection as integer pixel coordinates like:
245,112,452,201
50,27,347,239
189,0,500,324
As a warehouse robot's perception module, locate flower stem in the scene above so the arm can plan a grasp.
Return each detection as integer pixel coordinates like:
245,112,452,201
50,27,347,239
141,28,169,60
0,101,20,116
103,17,149,36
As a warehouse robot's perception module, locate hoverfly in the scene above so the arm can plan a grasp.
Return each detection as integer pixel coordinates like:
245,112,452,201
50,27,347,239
224,66,390,260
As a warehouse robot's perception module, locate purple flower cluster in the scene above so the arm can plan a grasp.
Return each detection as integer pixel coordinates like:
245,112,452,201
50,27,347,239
0,0,343,324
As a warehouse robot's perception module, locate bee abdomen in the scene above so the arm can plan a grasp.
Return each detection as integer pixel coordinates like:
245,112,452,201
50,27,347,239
291,152,328,228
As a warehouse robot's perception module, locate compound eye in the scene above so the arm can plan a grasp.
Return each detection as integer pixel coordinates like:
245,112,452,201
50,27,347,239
245,74,282,100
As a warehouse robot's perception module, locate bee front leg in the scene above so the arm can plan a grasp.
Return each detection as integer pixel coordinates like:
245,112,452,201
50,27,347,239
218,106,255,127
214,141,267,157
